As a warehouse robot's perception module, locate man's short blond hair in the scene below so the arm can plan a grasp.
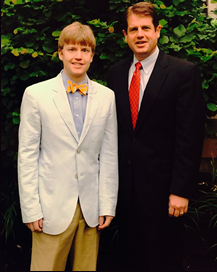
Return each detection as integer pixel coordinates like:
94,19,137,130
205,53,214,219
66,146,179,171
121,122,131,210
58,22,96,52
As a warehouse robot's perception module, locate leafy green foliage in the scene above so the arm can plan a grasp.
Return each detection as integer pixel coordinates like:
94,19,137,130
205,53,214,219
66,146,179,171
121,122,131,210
188,165,217,255
154,0,217,126
186,155,217,254
1,165,19,242
1,0,217,240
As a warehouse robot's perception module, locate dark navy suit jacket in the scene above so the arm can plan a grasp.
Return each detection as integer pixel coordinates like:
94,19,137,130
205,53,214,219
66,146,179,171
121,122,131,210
107,50,206,216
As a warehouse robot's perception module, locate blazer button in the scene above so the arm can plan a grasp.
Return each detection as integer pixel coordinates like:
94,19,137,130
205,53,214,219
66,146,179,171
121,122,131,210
75,174,78,179
77,149,81,154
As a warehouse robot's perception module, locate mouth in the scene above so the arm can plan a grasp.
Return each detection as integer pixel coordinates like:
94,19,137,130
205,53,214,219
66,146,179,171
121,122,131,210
136,41,147,46
72,62,83,66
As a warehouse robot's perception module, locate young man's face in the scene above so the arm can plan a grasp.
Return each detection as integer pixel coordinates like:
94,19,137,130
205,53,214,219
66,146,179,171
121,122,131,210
123,14,161,61
58,44,94,83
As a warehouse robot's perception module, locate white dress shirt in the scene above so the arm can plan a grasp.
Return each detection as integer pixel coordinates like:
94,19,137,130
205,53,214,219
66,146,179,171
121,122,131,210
61,70,88,138
128,47,159,109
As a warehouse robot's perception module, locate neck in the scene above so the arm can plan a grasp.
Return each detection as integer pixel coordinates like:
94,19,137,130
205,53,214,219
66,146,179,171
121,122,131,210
63,70,86,83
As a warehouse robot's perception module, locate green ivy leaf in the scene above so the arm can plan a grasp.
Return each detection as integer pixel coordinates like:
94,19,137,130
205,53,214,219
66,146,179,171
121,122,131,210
4,0,11,5
169,43,182,51
169,36,179,43
20,60,30,69
52,31,61,37
19,73,30,81
186,49,201,57
173,24,186,37
207,103,217,112
159,19,168,27
156,0,165,7
42,42,55,53
71,14,81,20
25,41,35,47
2,87,11,96
211,19,217,28
180,34,196,43
12,117,20,124
188,23,199,32
11,75,18,83
160,29,167,34
159,35,169,44
100,53,109,59
202,80,209,89
1,35,11,48
98,33,106,37
13,0,24,5
4,63,16,71
201,55,213,62
173,0,180,6
27,48,34,54
110,5,117,10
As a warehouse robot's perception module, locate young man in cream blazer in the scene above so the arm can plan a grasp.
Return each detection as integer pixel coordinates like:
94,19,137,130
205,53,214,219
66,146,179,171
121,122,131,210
18,22,118,271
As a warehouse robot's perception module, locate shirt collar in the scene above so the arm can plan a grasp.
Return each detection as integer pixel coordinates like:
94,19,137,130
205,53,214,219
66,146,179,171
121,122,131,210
61,70,88,92
133,46,159,75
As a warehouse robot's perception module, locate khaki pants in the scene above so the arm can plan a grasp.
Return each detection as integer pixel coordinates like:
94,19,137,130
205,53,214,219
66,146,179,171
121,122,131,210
30,202,100,271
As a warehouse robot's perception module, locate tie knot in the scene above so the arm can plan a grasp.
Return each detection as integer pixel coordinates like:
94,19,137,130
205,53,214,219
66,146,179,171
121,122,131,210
67,81,88,96
135,62,142,70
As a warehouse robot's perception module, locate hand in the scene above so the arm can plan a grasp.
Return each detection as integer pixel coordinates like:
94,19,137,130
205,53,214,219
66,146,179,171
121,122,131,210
26,219,43,232
168,194,189,217
98,215,113,230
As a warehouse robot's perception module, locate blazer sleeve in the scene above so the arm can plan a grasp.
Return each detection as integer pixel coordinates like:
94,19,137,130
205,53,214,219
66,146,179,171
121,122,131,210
18,88,43,223
98,91,119,216
170,64,206,199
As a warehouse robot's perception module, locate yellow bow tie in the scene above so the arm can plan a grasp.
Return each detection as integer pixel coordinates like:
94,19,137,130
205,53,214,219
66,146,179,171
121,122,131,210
67,81,88,96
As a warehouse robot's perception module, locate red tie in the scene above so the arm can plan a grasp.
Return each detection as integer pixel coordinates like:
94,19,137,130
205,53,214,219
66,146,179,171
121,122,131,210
129,62,142,130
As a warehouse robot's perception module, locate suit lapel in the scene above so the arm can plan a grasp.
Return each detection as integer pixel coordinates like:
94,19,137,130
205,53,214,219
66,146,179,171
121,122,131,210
52,73,79,142
118,57,134,132
135,51,168,133
78,78,99,145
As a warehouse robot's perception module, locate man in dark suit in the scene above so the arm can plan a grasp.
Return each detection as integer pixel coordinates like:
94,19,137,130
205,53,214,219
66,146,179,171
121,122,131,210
107,2,205,271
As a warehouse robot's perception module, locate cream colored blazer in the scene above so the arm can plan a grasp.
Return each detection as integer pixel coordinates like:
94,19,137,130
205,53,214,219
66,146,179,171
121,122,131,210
18,73,118,235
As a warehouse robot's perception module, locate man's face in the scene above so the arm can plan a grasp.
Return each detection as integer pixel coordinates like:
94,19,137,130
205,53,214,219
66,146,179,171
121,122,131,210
58,44,94,83
123,14,161,61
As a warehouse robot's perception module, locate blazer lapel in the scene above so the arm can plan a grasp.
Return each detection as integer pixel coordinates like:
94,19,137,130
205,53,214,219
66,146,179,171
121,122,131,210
135,51,168,133
52,73,79,142
78,78,99,144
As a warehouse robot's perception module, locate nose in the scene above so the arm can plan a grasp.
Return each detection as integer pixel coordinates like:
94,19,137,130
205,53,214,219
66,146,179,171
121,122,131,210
137,27,144,38
75,50,82,59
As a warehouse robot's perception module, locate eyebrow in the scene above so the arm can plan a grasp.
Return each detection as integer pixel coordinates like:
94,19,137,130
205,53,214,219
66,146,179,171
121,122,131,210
66,45,90,48
129,25,151,30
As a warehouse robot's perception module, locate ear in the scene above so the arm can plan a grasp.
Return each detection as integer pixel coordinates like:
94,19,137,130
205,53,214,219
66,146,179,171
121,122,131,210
90,52,95,63
122,29,128,43
156,25,161,38
58,48,63,61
